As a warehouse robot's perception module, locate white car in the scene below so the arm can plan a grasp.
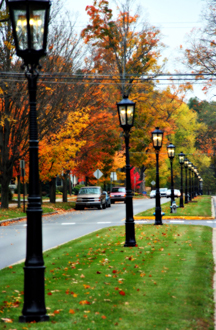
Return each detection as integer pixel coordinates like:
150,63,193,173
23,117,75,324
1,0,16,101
166,189,181,198
150,190,156,198
150,188,168,198
159,188,168,197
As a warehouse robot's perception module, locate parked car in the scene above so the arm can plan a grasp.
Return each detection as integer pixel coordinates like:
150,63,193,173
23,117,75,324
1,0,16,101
150,190,156,198
110,187,126,204
166,189,181,198
150,188,168,198
75,186,106,210
103,191,111,208
159,188,168,197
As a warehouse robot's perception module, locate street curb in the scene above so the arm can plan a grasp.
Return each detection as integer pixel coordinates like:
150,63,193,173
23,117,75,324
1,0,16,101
134,216,214,220
134,196,215,221
0,211,58,226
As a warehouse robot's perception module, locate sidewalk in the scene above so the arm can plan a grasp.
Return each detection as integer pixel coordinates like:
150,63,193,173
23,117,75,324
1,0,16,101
213,228,216,330
212,196,216,330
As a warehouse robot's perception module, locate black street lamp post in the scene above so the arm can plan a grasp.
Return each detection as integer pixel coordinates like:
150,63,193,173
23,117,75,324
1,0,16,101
117,95,136,247
184,158,189,204
193,166,197,196
7,0,51,323
200,177,203,195
152,127,164,225
178,151,185,208
191,164,194,199
188,162,192,201
167,143,175,212
196,171,200,195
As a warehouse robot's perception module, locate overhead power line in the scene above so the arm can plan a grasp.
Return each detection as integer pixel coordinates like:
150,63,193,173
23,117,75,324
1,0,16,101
0,71,215,85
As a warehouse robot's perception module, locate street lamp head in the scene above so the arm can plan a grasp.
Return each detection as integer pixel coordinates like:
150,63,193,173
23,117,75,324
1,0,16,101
117,96,135,132
167,143,175,159
151,127,163,150
178,151,185,165
188,161,192,170
184,157,189,168
7,0,51,66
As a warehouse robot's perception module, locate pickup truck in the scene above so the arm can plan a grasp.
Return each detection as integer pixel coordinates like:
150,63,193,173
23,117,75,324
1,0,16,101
75,186,106,210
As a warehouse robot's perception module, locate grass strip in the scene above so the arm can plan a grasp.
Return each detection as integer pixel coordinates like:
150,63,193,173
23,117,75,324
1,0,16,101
0,224,214,329
136,195,212,217
0,202,76,221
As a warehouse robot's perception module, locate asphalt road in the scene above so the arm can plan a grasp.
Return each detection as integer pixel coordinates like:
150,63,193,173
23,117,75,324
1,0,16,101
0,198,157,270
0,197,215,270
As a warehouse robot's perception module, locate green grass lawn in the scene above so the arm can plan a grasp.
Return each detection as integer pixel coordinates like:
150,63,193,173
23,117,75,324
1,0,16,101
136,195,212,217
0,224,214,329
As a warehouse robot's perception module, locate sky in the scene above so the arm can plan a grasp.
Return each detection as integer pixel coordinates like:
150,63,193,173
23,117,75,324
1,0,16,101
63,0,210,101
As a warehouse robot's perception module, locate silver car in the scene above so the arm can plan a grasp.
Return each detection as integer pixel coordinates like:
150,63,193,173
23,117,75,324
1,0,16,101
166,189,181,198
75,186,106,210
150,190,156,198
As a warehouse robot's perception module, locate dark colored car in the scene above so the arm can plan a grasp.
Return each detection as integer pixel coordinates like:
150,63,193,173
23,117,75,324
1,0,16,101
103,191,111,207
110,187,126,204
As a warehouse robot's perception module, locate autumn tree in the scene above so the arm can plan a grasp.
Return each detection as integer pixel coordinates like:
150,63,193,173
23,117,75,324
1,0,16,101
39,108,88,202
184,0,216,91
81,0,163,97
72,83,121,186
187,97,216,186
0,0,91,207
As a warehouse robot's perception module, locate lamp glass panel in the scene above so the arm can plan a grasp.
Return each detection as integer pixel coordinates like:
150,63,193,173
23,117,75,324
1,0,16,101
168,148,174,158
153,134,162,147
119,106,126,125
14,9,28,50
127,105,134,125
179,155,184,164
30,9,46,50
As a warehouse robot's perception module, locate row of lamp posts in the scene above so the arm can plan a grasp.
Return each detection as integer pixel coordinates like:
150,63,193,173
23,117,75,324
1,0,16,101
151,127,203,226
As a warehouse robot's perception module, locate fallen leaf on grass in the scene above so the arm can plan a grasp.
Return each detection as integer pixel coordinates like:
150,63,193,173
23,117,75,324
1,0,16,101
101,315,106,319
1,318,13,323
119,290,125,296
69,309,75,314
79,300,91,305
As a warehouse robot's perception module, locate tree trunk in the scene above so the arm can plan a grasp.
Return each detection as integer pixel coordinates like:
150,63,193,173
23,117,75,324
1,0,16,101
62,173,67,202
1,175,11,208
49,178,56,203
139,165,146,194
17,175,21,208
